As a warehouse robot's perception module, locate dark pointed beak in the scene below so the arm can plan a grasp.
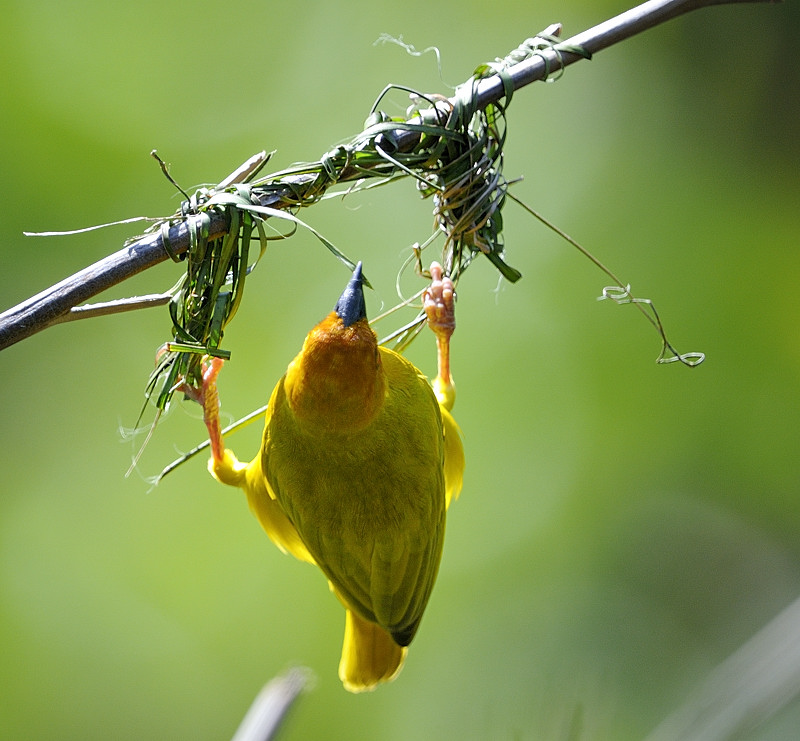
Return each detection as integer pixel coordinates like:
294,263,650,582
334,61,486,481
334,262,367,327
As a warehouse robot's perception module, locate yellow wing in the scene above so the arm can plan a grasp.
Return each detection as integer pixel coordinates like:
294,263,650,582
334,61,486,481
209,438,315,566
441,406,464,510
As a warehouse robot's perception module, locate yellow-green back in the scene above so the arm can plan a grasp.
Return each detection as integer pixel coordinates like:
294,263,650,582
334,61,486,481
262,319,448,645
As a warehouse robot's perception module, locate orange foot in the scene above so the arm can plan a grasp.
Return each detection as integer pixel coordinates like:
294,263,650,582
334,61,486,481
198,356,226,464
423,262,456,411
156,347,227,464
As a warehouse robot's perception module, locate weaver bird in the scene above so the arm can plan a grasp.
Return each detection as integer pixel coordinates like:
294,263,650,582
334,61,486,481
196,262,463,692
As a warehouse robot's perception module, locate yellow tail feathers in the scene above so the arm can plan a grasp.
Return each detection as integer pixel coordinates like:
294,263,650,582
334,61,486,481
339,609,407,693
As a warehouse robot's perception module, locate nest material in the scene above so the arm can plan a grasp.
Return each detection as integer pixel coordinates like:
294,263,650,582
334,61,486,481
143,29,580,412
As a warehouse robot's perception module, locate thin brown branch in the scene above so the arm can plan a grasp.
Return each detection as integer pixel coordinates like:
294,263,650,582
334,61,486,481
0,0,780,352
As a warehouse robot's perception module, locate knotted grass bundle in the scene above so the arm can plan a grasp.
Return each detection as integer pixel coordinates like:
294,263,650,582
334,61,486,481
145,28,583,414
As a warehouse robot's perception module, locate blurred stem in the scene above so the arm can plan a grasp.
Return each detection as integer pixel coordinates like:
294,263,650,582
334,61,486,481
645,594,800,741
0,0,780,352
230,668,311,741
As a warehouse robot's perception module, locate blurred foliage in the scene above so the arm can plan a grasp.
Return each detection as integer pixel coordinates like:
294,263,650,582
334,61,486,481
1,1,799,739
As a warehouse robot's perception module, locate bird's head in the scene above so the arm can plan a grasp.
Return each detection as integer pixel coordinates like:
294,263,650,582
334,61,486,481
284,263,387,434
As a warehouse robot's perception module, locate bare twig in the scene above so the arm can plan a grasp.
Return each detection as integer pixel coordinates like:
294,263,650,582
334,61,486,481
230,668,311,741
49,293,172,323
0,0,780,352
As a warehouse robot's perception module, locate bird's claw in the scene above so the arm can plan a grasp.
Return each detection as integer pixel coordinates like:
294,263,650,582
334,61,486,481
423,262,455,341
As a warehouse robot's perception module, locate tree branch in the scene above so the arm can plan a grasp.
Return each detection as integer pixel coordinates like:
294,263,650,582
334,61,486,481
0,0,780,352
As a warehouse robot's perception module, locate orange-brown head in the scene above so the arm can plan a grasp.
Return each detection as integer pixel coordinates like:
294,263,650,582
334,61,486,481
283,263,387,435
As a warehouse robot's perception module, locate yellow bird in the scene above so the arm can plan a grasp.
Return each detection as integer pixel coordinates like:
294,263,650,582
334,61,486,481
196,262,463,692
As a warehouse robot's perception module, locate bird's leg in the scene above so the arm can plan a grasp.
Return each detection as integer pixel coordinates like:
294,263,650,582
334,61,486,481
170,354,227,464
423,262,456,411
194,356,250,487
198,356,227,465
161,350,247,486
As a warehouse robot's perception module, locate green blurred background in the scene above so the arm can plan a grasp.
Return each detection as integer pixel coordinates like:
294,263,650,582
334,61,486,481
2,1,799,739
